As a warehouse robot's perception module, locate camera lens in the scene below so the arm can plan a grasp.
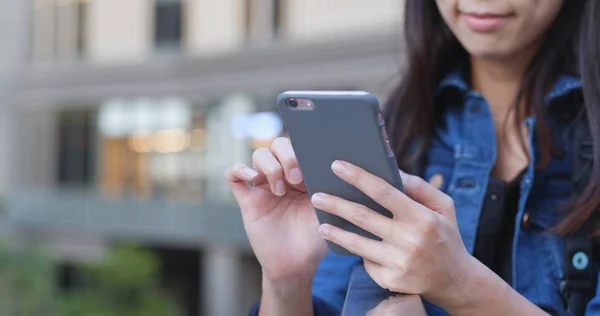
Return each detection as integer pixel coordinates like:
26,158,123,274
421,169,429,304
287,98,298,107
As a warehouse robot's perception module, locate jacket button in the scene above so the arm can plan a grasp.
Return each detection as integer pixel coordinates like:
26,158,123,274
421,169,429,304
522,212,531,228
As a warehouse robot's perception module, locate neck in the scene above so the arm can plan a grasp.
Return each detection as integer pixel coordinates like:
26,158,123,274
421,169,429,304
470,46,539,119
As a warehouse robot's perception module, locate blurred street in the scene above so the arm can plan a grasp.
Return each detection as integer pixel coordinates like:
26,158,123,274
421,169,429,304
0,0,405,315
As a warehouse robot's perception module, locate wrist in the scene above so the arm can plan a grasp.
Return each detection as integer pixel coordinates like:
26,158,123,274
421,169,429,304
262,266,317,286
260,273,314,316
262,272,314,299
438,255,508,315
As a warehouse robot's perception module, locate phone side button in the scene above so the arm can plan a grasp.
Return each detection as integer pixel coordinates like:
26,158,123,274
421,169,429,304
381,126,390,142
385,140,393,155
377,112,385,126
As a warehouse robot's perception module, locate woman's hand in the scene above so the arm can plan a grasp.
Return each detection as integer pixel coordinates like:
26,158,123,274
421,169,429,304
366,295,427,316
225,138,328,284
311,160,474,308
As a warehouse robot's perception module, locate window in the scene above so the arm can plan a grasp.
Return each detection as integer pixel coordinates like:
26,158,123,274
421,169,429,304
97,98,206,202
244,0,285,42
31,0,87,62
272,0,283,37
76,1,87,57
154,0,183,51
57,110,95,185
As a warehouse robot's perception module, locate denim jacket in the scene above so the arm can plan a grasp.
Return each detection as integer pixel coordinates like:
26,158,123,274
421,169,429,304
306,71,600,316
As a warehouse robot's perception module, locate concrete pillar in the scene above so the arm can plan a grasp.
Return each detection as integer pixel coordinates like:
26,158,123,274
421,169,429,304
201,246,242,316
0,0,28,196
247,0,277,44
11,110,58,190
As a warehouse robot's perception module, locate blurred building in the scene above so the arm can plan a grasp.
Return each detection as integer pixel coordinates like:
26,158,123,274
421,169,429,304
0,0,405,315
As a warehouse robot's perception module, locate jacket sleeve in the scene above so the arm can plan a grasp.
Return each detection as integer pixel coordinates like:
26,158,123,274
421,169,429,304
248,251,362,316
584,270,600,315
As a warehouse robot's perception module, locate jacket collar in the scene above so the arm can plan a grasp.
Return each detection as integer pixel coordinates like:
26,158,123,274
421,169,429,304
436,68,583,104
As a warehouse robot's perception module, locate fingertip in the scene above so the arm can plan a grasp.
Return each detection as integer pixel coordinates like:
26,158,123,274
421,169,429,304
311,192,325,207
331,160,350,174
243,167,258,178
287,167,303,184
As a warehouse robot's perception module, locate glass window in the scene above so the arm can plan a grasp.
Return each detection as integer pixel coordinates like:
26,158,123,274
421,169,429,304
97,97,203,202
76,0,87,58
31,0,87,62
154,0,183,52
272,0,283,37
244,0,285,42
57,110,96,186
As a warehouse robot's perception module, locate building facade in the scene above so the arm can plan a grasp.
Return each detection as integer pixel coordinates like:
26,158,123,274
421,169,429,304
2,0,407,315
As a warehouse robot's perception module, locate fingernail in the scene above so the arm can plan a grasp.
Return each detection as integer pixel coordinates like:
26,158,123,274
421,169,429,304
288,168,303,184
275,180,286,196
319,224,331,237
311,193,326,207
244,167,258,178
331,160,349,174
399,170,408,182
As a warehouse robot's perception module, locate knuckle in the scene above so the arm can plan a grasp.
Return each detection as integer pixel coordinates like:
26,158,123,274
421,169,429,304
271,138,298,167
379,270,400,291
414,176,430,192
371,274,388,291
390,257,407,274
281,156,298,169
264,166,282,178
421,213,438,234
378,278,392,291
439,194,455,211
386,225,399,242
405,239,420,258
351,204,371,225
373,181,393,201
324,197,336,212
345,235,362,254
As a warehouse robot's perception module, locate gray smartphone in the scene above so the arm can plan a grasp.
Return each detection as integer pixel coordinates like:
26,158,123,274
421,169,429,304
277,91,404,256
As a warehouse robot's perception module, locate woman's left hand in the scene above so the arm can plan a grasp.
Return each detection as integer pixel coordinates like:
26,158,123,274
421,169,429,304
311,160,477,307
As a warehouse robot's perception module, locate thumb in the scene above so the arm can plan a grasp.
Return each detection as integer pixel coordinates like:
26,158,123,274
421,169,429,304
399,170,456,222
224,164,256,209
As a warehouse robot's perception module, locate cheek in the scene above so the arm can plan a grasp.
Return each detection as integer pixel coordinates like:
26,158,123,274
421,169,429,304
436,0,460,26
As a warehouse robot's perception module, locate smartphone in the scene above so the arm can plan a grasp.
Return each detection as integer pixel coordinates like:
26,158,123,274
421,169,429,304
277,91,404,256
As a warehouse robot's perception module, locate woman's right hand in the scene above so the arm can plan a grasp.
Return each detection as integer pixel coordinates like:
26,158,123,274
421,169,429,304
225,137,328,283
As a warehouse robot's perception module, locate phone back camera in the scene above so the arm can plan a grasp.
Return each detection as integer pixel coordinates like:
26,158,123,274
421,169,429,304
287,98,298,107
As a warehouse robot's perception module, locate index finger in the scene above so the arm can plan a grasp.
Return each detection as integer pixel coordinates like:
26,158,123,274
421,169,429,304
270,137,304,186
331,160,420,218
400,171,456,221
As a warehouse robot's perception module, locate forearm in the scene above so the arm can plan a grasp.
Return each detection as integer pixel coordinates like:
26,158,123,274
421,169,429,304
259,274,314,316
440,257,548,316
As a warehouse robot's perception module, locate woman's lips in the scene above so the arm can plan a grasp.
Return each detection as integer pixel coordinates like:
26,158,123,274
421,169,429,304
462,13,512,32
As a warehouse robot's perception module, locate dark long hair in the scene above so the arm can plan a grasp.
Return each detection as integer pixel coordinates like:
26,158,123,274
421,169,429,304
383,0,600,234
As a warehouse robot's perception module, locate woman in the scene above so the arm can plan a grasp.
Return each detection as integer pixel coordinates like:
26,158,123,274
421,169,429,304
225,0,600,315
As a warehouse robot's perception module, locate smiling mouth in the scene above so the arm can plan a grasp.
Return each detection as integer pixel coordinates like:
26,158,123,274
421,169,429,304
460,12,514,32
